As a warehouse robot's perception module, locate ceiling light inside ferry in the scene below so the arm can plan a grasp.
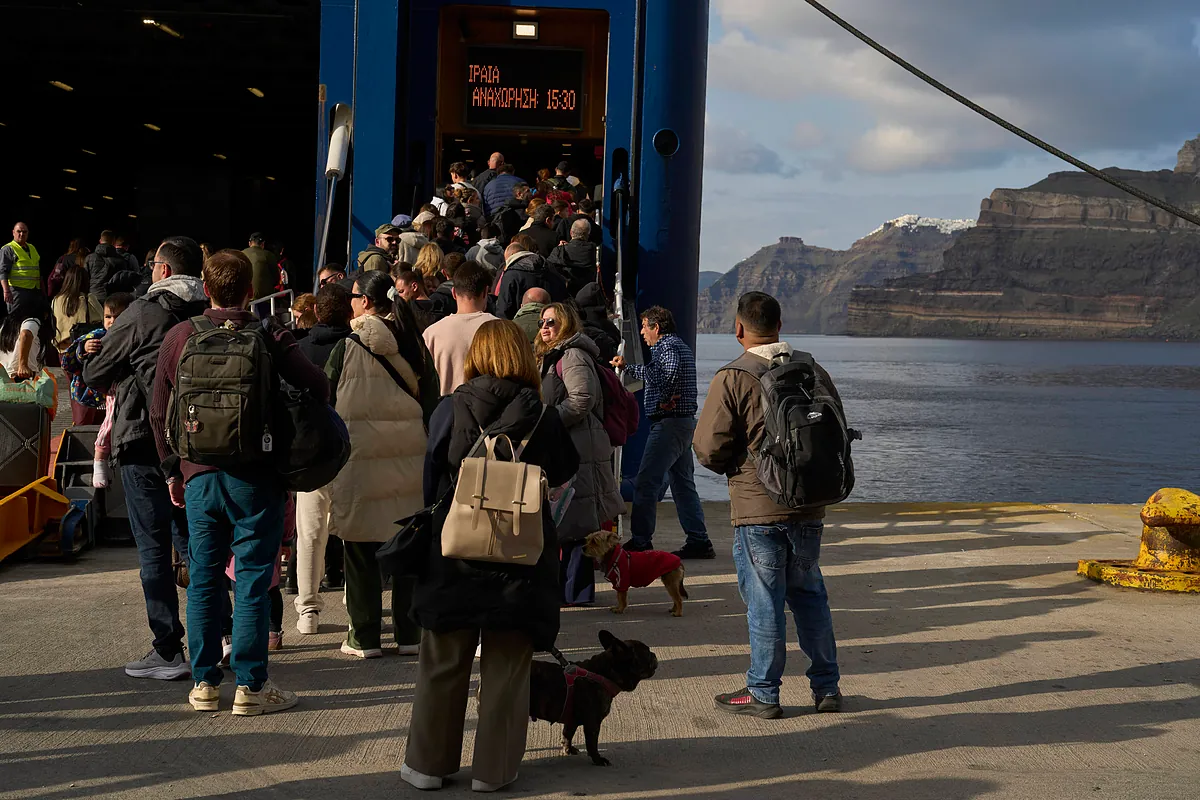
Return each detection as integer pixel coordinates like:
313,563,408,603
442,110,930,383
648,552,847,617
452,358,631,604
513,22,539,40
49,81,73,92
247,87,265,98
144,123,161,131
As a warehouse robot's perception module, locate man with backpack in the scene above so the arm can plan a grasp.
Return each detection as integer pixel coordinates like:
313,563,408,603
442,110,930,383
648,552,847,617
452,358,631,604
693,291,848,719
150,249,330,715
82,236,209,681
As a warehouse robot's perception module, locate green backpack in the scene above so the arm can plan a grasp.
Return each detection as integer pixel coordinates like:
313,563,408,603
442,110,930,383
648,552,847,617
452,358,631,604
166,317,276,468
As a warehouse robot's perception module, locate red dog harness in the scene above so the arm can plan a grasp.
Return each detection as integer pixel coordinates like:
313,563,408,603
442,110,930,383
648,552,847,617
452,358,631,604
557,665,623,729
602,543,682,593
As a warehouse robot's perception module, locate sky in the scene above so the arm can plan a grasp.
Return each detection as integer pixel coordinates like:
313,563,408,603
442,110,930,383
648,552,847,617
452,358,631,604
699,1,1200,272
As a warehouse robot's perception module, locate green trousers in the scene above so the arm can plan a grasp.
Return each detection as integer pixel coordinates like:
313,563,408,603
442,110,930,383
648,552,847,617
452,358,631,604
342,540,420,649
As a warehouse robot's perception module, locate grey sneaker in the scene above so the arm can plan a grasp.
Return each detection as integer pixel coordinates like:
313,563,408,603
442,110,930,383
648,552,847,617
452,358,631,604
125,649,190,680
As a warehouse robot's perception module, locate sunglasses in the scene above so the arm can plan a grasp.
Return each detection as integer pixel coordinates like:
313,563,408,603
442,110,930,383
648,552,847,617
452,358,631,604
538,318,558,329
350,292,366,300
319,275,342,286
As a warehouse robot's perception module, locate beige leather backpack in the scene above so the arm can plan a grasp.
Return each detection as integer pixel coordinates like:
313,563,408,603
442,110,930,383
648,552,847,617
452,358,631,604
442,411,547,565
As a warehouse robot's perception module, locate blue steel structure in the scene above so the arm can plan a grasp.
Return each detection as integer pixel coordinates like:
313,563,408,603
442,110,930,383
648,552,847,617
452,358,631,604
316,0,709,474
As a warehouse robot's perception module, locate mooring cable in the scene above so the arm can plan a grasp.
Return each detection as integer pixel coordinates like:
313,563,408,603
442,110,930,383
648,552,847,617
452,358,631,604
803,0,1200,228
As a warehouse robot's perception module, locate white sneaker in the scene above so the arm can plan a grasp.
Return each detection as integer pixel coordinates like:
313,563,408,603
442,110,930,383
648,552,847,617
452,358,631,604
341,641,383,659
232,680,298,716
397,643,420,656
297,610,319,635
401,763,443,791
472,773,517,793
219,635,233,666
188,681,220,712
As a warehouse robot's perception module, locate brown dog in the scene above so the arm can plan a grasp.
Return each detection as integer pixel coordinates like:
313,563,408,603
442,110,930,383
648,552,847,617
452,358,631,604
583,530,688,616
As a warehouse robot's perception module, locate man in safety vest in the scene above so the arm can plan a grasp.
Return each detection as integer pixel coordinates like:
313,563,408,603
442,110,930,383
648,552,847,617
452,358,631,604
0,221,42,311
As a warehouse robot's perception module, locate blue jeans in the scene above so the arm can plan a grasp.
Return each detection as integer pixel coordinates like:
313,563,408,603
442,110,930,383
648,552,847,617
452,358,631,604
120,461,190,657
630,417,708,548
733,522,839,705
185,471,285,690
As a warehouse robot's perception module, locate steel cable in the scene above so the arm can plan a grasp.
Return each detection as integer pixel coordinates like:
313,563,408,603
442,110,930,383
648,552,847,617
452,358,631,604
804,0,1200,228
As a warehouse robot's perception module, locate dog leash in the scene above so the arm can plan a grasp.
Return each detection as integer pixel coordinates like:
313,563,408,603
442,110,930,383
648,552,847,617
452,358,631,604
547,644,572,668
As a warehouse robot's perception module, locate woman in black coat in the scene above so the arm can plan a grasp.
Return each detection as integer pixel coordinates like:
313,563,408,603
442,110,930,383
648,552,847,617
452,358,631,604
405,319,579,794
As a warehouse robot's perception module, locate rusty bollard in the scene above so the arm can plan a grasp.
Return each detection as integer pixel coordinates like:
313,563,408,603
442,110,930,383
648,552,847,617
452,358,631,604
1078,488,1200,592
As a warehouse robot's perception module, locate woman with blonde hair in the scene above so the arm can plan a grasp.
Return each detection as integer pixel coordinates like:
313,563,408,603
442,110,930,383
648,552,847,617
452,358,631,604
536,302,624,604
414,242,445,287
404,319,578,793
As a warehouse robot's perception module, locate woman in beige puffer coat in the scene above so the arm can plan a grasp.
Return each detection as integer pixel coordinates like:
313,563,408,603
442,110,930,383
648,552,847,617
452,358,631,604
322,270,439,658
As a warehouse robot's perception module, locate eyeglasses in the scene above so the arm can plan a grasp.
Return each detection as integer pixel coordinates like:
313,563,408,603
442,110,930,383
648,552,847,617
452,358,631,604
350,292,366,300
319,275,341,286
538,318,558,329
149,260,169,269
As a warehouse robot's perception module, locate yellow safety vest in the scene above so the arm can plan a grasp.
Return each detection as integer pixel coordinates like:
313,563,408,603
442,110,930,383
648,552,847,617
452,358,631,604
6,241,40,290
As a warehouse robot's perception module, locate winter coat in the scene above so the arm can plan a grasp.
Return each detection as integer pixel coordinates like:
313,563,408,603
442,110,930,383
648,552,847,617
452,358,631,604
513,302,545,343
495,251,568,320
693,342,844,526
472,167,498,195
356,246,394,274
413,375,579,650
494,200,528,246
297,322,351,369
575,283,621,363
81,274,208,458
398,231,429,265
322,314,428,542
84,243,133,303
466,238,505,274
241,246,279,300
524,222,560,257
548,239,598,295
540,333,624,542
482,174,525,216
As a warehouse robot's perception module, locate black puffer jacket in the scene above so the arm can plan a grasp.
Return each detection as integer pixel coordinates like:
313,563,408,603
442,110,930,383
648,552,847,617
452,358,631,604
413,376,580,650
298,322,351,368
575,282,621,363
549,239,598,296
84,243,135,303
495,251,568,320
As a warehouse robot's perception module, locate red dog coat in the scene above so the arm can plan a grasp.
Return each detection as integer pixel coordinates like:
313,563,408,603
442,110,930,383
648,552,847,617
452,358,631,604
601,543,682,593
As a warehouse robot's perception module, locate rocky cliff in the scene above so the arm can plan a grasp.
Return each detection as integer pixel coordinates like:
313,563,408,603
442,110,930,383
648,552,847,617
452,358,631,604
848,136,1200,339
697,216,973,334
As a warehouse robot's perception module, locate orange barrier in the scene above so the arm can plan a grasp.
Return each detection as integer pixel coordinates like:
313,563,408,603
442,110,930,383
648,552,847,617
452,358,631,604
0,476,70,563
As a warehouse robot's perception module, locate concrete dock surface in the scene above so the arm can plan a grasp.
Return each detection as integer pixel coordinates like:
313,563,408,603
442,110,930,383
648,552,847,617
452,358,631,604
2,501,1198,799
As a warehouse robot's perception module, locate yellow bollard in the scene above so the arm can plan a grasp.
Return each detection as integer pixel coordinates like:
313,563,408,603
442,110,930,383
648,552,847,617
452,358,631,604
1078,488,1200,592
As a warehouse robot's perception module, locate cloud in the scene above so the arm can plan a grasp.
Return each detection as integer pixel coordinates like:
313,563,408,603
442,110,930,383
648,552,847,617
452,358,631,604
704,121,799,177
709,1,1200,174
790,121,825,149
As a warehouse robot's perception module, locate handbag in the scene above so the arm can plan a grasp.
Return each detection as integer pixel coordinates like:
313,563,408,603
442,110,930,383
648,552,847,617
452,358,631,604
442,410,547,565
377,498,442,579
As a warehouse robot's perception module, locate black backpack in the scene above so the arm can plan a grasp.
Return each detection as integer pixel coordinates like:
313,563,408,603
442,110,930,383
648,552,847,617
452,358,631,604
729,351,861,511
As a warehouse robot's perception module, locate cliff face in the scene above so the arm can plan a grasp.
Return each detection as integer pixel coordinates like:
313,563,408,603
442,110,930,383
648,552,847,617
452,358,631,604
697,217,971,334
848,140,1200,339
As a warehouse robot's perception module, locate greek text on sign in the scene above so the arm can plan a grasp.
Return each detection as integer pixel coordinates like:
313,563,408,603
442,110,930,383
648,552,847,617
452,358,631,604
464,46,585,131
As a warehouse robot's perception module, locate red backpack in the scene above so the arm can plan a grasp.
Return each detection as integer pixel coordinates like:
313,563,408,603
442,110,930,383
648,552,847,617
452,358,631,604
556,356,640,446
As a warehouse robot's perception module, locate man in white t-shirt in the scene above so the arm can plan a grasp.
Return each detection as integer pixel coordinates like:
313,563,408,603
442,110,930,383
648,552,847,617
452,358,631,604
421,260,497,396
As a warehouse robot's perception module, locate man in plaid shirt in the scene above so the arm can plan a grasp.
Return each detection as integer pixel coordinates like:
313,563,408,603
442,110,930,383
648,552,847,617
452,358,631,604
612,306,712,559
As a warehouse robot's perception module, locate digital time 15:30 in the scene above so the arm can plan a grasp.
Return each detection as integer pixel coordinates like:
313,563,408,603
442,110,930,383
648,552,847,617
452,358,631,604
546,89,577,111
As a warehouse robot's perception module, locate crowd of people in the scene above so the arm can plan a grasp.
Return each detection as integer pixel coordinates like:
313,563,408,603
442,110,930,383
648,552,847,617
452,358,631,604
1,154,846,791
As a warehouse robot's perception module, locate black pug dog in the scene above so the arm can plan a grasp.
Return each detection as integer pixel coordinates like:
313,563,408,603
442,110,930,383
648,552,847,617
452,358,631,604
529,630,659,766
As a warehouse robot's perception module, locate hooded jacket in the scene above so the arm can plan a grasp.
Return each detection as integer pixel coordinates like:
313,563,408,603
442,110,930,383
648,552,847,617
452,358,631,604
398,231,429,265
540,333,625,542
575,283,621,363
82,274,208,459
466,238,505,273
321,314,428,542
84,243,135,303
495,251,568,320
356,245,395,274
548,239,598,296
298,322,352,369
693,341,844,526
413,375,579,650
513,301,546,343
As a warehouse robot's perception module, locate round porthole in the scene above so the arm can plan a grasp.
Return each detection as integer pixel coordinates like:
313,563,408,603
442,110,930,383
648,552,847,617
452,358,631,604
653,128,680,157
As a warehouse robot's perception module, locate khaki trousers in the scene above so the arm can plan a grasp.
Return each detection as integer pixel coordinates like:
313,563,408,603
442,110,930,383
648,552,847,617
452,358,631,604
293,489,331,615
405,628,533,785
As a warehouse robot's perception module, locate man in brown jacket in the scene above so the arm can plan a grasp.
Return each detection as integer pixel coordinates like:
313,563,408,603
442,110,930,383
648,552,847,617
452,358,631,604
693,291,842,719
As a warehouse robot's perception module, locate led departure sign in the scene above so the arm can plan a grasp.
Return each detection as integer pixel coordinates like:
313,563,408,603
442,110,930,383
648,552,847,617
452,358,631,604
465,46,585,131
